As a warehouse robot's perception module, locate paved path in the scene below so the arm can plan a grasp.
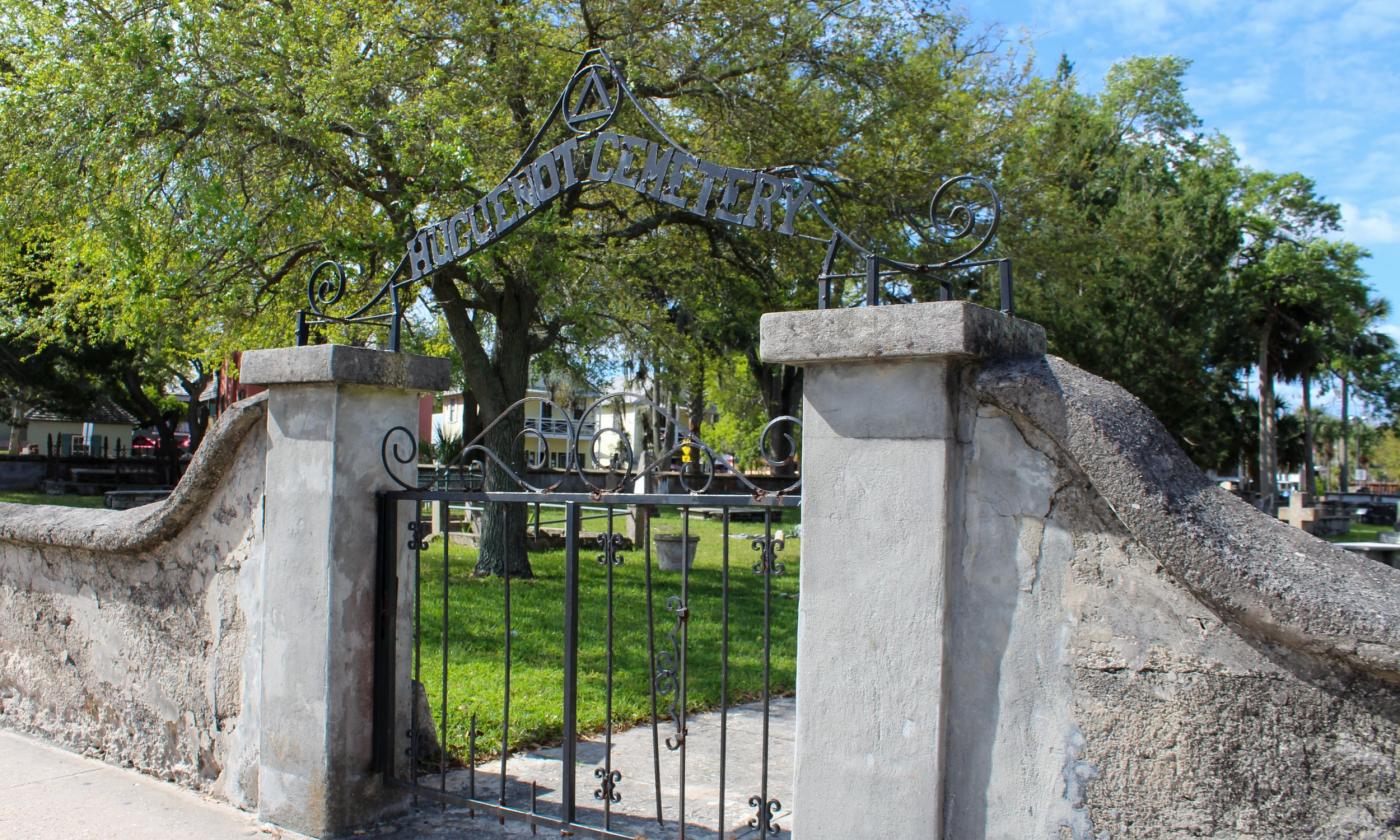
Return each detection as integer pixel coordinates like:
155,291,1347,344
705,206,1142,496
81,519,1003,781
0,698,793,840
361,697,795,839
0,729,304,840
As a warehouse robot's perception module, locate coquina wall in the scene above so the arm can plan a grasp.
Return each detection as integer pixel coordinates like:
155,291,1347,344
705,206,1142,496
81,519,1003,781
0,393,268,808
764,302,1400,840
953,356,1400,838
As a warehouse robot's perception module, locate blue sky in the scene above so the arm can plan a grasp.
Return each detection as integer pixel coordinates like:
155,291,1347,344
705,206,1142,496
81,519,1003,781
977,0,1400,413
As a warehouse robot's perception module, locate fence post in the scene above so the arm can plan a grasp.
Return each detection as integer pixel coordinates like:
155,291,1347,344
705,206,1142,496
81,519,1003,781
760,301,1045,838
561,501,581,826
240,344,450,837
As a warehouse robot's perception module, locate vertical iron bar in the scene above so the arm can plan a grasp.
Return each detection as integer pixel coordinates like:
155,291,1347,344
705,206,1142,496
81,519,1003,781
440,525,449,808
411,510,422,805
389,283,402,352
562,502,582,828
468,712,477,818
644,509,663,826
718,507,730,837
760,511,774,839
865,256,880,307
999,258,1014,316
501,503,513,824
294,310,308,346
819,233,839,311
603,506,616,830
678,506,690,839
372,496,398,775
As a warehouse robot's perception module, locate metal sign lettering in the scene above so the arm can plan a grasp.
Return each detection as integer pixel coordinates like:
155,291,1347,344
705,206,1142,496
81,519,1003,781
406,131,818,281
297,48,1011,350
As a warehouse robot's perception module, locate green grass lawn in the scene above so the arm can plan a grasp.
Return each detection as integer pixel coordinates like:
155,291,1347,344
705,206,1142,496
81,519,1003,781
415,508,799,760
1324,522,1390,543
0,490,105,508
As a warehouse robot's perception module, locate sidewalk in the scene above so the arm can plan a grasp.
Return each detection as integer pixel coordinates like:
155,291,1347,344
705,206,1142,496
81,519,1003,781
0,729,300,840
1,697,793,840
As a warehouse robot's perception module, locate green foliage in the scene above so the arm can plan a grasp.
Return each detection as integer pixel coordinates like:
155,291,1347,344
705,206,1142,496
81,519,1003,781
702,354,769,468
1,1,1396,488
999,57,1247,469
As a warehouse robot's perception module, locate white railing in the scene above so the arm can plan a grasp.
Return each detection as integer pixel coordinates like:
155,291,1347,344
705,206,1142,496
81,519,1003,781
524,417,596,437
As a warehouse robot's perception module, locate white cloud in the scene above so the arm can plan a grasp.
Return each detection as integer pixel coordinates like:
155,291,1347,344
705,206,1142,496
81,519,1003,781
1190,74,1274,111
1335,0,1400,42
1341,203,1400,246
1376,322,1400,347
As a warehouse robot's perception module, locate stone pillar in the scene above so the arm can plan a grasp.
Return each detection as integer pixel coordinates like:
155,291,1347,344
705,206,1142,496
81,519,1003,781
241,345,450,837
760,302,1045,839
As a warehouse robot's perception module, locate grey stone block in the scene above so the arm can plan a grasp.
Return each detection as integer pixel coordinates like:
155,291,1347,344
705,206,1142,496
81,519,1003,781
759,301,1046,365
240,344,451,391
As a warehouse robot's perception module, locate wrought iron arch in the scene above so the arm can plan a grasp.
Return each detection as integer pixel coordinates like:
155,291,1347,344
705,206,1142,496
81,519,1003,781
296,48,1010,349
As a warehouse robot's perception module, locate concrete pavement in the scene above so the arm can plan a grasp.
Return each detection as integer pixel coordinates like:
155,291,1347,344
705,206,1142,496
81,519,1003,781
0,729,303,840
1,697,793,840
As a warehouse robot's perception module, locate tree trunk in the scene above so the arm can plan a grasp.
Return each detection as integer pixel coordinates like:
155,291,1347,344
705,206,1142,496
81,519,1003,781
1257,331,1277,515
1302,371,1315,497
688,357,705,437
475,413,532,578
180,370,213,454
427,264,537,579
471,283,534,580
1340,375,1351,494
7,398,29,453
461,389,483,445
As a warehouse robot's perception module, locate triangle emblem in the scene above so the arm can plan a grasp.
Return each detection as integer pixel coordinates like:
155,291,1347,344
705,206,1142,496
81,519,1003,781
570,67,615,123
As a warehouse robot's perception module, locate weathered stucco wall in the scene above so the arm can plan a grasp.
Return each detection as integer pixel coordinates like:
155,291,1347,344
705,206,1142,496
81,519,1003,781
763,303,1399,839
953,357,1400,839
0,394,267,809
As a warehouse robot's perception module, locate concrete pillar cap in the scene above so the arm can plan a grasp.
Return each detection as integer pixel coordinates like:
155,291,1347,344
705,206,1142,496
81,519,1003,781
759,301,1046,366
239,344,451,391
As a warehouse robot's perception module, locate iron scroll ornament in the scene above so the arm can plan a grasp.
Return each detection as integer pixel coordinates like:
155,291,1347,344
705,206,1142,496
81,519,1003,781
297,48,1010,349
382,390,801,499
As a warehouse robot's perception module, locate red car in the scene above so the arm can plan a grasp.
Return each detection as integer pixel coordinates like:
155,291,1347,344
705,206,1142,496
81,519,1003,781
130,434,191,454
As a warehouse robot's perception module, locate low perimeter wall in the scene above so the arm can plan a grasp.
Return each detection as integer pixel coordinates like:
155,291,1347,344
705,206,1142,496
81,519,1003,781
0,344,449,839
957,356,1399,838
0,394,268,808
763,302,1400,839
2,319,1396,839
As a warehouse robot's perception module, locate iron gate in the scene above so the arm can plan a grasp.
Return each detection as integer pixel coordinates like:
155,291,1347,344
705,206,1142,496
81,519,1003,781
372,395,800,839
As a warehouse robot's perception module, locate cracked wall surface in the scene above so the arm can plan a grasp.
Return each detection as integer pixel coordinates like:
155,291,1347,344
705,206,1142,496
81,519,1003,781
955,361,1400,839
0,395,266,809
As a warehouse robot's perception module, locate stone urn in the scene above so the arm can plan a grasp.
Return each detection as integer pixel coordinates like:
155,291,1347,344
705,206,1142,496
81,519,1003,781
653,533,699,571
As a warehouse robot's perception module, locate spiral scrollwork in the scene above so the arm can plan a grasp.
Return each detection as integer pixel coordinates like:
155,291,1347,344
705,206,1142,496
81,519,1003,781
752,533,786,577
924,174,1001,267
381,426,420,491
674,434,717,494
384,390,799,497
306,259,348,316
595,532,626,567
406,520,432,551
758,415,802,495
588,425,638,478
748,796,782,834
654,594,686,750
593,767,622,803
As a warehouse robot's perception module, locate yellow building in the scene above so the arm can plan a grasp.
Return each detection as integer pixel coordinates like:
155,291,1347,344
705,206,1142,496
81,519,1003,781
436,387,600,470
435,386,713,472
